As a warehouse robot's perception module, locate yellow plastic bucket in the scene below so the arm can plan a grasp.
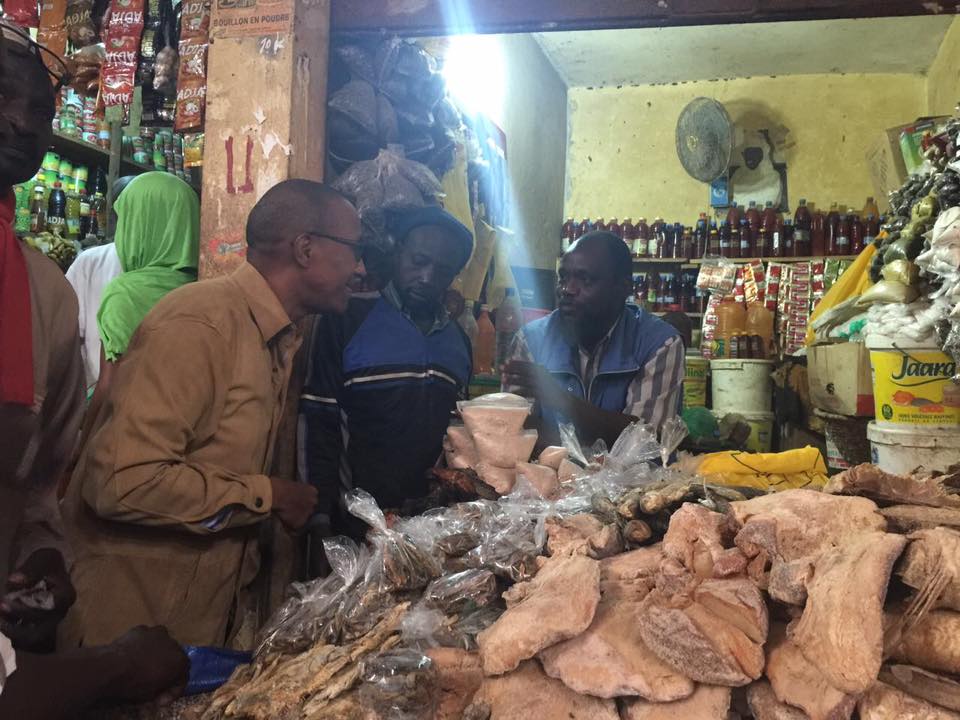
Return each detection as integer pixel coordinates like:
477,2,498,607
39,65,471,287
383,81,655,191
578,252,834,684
684,354,709,408
866,336,960,427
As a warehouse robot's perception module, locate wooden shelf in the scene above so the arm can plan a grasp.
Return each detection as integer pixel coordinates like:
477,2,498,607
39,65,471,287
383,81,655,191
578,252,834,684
632,257,696,267
688,255,859,265
51,132,200,191
52,131,151,177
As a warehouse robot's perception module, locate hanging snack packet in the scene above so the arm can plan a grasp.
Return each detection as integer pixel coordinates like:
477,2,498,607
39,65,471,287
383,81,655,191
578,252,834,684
4,0,41,28
37,0,68,74
102,0,145,107
696,259,737,296
65,0,97,47
174,0,210,132
183,132,204,168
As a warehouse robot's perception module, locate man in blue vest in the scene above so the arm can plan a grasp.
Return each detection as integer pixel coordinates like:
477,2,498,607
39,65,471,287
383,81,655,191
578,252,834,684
301,206,473,548
503,230,683,447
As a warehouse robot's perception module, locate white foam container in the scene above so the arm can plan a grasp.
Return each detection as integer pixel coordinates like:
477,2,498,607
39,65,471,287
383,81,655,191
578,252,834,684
710,359,774,413
867,421,960,475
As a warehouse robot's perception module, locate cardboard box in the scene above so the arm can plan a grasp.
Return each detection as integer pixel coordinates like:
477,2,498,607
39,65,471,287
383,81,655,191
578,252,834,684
866,117,952,210
808,342,874,417
865,125,910,212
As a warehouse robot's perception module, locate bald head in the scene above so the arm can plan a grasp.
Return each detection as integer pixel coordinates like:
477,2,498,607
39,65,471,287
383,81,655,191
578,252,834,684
567,230,633,283
246,179,359,253
243,179,364,321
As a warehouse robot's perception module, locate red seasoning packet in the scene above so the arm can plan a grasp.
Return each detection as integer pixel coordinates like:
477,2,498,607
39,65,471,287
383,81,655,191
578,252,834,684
102,0,145,107
5,0,41,28
175,0,210,132
37,0,68,76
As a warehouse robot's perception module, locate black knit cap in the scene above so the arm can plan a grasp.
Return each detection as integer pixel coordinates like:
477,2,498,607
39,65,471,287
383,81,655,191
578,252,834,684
389,205,474,265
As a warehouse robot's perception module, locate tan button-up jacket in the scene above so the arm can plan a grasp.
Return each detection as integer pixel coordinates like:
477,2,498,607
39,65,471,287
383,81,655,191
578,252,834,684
63,262,301,647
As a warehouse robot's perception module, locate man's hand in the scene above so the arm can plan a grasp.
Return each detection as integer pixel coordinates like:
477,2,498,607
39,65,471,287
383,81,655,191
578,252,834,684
502,360,568,410
1,548,76,652
110,626,190,704
270,478,318,531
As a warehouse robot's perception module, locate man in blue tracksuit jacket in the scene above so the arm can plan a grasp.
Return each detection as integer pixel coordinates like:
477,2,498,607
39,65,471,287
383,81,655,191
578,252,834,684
503,231,683,448
300,206,473,549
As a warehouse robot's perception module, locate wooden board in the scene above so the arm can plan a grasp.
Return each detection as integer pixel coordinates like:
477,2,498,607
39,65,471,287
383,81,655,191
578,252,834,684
199,0,330,278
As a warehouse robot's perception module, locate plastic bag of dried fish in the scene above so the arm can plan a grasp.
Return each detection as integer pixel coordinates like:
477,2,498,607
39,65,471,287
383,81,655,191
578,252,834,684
455,502,546,583
422,569,498,615
358,648,437,720
346,489,443,593
254,536,372,656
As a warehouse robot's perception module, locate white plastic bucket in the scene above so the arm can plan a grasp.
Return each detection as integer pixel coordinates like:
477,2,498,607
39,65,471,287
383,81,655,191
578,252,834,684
710,359,774,413
867,421,960,475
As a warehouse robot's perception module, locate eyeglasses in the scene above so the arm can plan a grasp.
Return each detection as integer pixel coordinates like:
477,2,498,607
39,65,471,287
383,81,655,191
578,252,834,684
0,20,72,92
303,232,366,262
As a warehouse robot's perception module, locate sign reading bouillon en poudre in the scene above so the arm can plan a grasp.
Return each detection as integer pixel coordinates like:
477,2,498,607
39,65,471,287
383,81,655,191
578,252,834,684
870,346,960,425
211,0,293,39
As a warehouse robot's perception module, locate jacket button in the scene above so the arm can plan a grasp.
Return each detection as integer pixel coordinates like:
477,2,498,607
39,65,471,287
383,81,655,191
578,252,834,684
255,497,264,508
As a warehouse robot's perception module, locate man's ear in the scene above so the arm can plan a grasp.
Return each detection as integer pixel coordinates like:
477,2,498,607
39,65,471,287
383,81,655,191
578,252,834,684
292,234,312,269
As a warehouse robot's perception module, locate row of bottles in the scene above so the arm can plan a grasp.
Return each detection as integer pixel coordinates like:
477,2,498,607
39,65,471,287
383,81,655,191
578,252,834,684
466,291,524,377
15,157,109,244
633,270,705,314
27,181,107,242
563,197,882,261
713,299,775,360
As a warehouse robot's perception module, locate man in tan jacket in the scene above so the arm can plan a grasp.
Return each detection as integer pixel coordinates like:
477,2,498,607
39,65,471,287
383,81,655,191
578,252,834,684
64,180,366,647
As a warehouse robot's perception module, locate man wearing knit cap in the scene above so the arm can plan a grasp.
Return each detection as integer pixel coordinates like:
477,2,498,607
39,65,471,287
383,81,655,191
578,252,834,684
301,205,474,554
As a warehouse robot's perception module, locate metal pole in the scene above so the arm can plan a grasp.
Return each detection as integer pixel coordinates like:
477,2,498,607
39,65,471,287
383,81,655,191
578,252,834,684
104,120,122,222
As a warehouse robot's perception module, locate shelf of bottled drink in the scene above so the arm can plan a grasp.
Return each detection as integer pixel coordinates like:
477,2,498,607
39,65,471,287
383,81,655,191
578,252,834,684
632,254,859,266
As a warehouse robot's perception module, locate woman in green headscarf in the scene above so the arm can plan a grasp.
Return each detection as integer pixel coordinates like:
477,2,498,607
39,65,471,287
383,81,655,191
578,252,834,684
84,172,199,431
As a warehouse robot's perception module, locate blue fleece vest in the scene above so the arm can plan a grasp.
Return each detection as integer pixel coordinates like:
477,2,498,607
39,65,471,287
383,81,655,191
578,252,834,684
521,306,679,425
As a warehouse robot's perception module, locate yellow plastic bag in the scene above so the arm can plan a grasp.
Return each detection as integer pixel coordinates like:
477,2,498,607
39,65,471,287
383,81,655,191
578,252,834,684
486,227,518,310
804,244,876,346
696,446,829,491
440,145,475,261
454,219,496,303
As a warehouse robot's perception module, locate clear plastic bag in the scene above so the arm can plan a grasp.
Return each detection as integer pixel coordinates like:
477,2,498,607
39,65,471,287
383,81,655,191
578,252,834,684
457,501,545,583
422,569,498,615
332,148,443,212
359,649,437,720
346,489,442,593
328,79,379,137
558,421,590,467
334,42,376,83
606,422,662,471
254,536,371,656
659,416,689,467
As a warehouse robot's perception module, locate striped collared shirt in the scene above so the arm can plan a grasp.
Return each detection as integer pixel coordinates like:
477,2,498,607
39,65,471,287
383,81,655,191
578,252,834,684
507,326,684,432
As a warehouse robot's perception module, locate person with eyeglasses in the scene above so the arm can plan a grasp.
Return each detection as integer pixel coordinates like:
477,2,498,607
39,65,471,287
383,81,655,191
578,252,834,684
300,205,474,556
0,20,190,719
61,179,365,649
502,230,684,448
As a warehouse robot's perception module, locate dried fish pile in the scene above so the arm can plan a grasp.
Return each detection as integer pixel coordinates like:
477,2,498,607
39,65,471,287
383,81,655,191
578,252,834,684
200,453,960,720
462,463,960,720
